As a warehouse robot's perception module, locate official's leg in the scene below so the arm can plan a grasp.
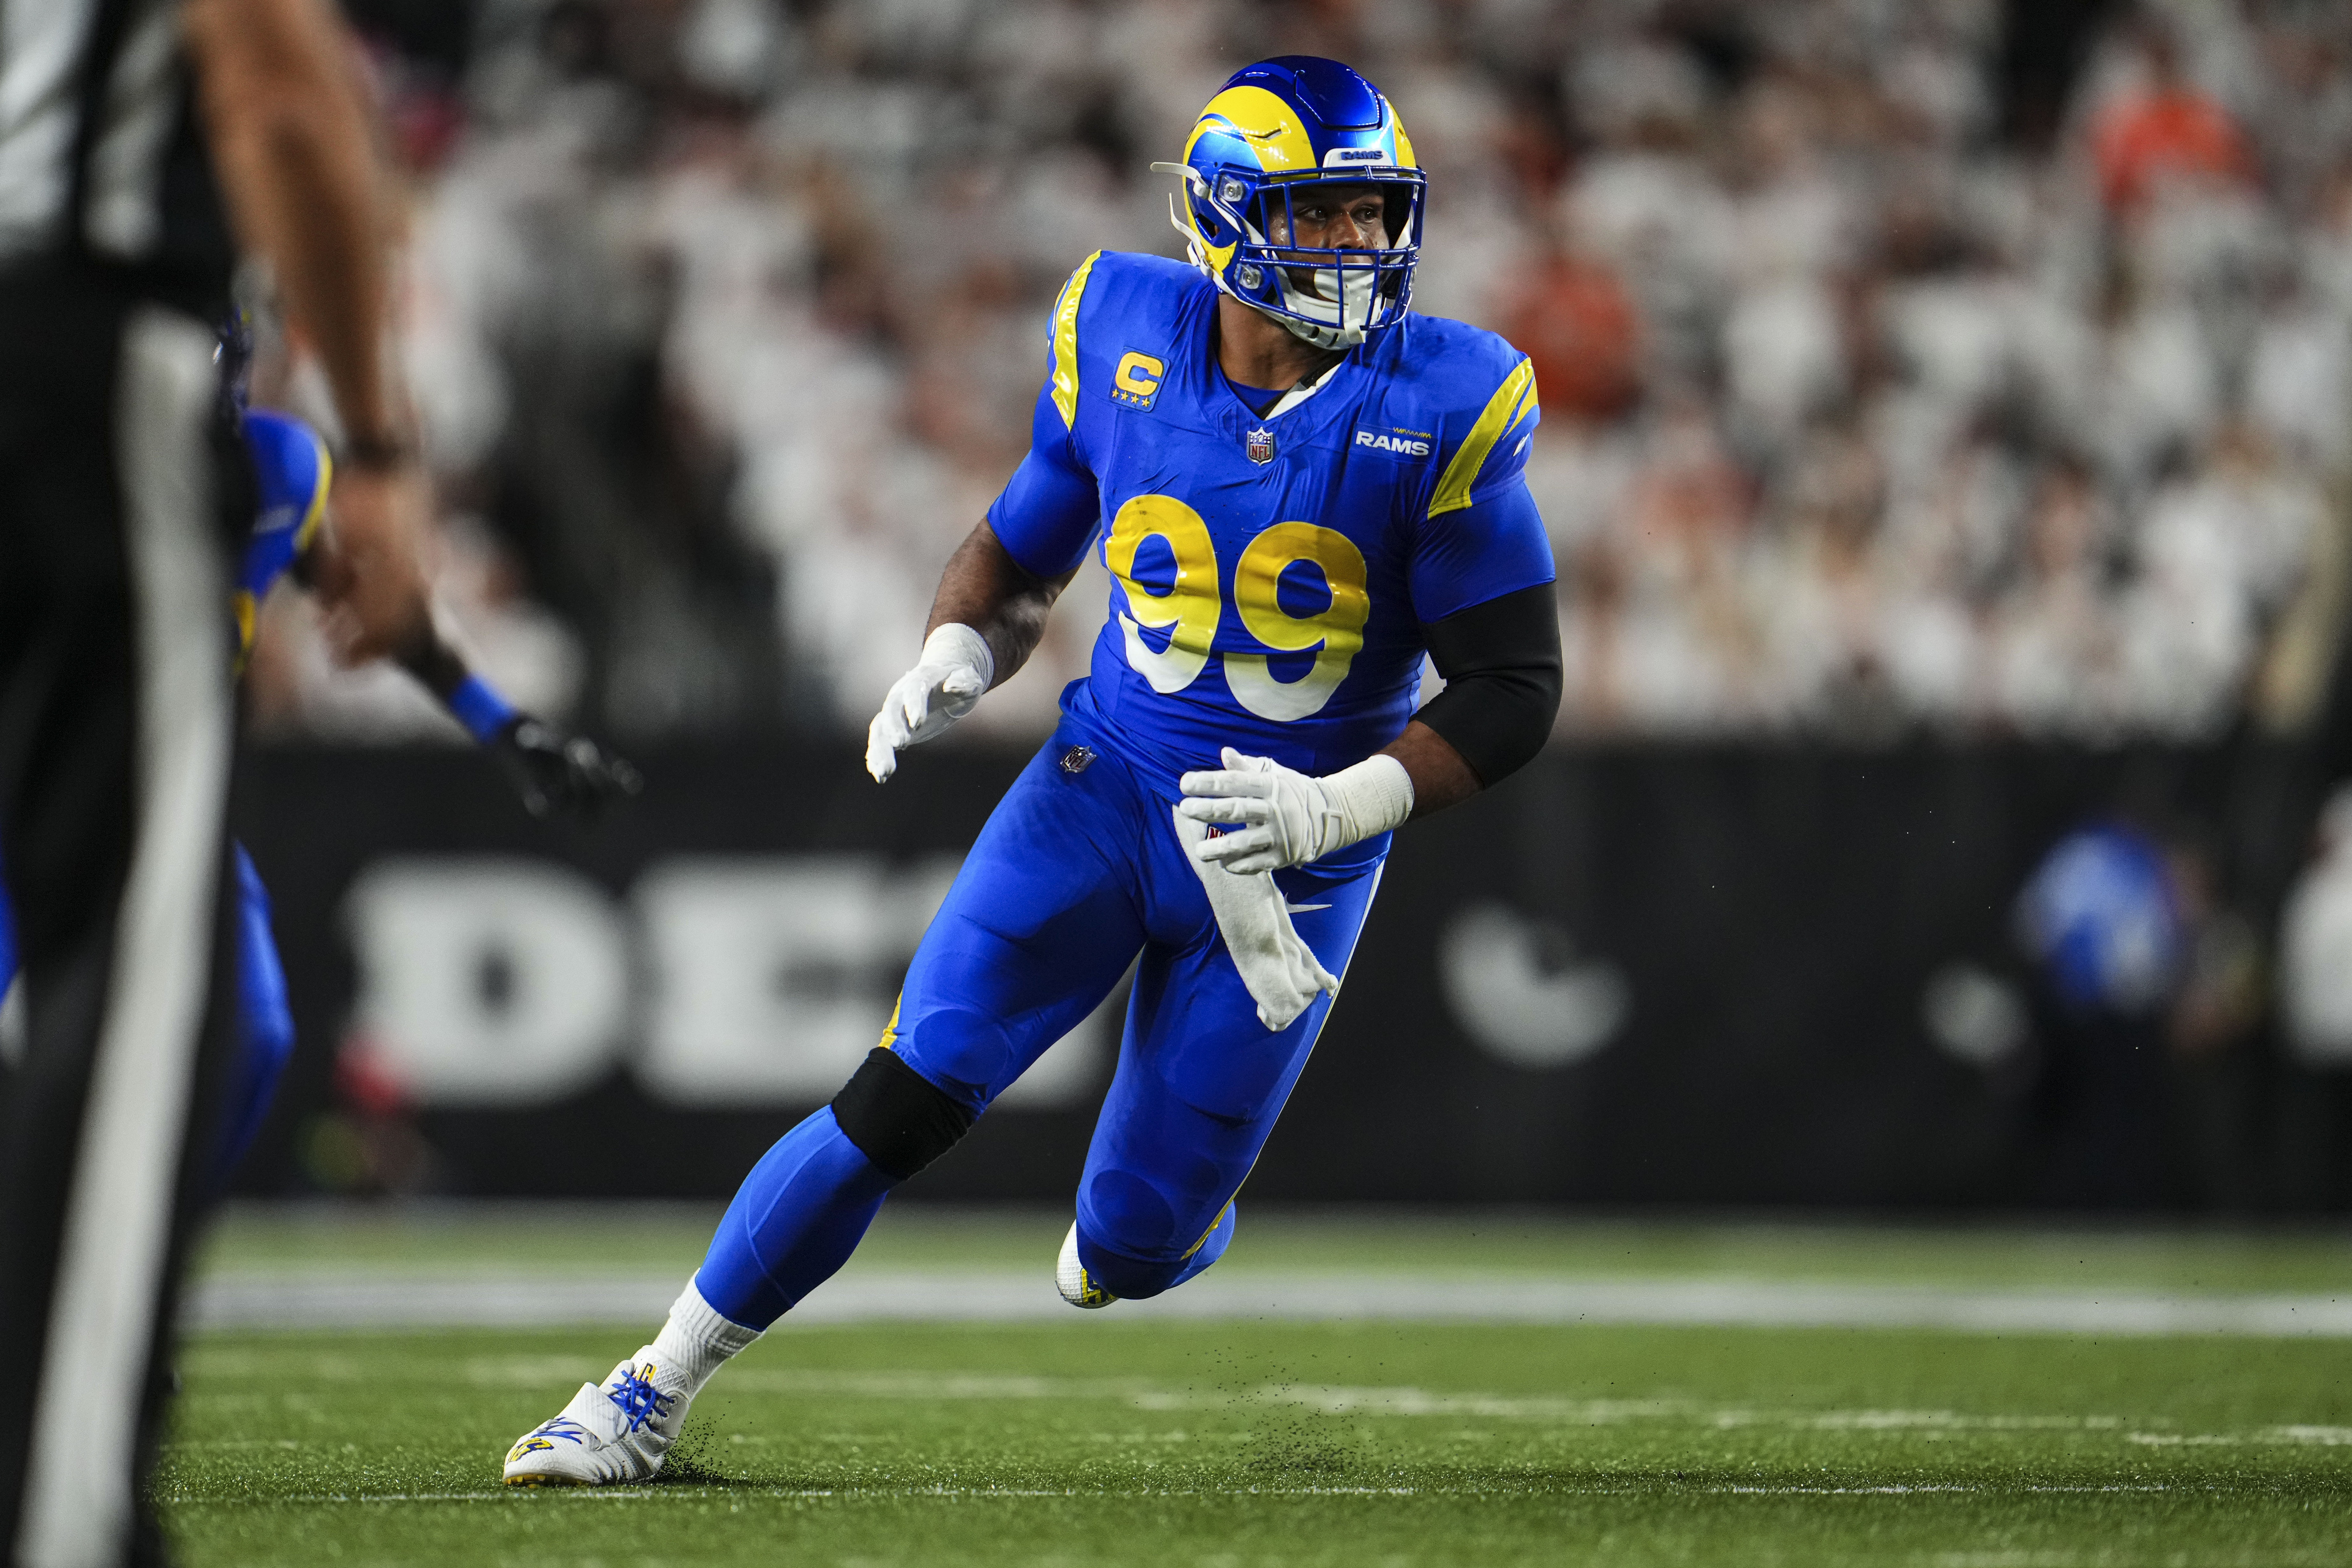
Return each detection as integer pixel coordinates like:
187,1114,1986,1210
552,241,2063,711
0,288,241,1566
1072,851,1386,1300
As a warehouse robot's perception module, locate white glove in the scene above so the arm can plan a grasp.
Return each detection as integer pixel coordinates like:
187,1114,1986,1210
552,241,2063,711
865,624,994,782
1176,747,1415,874
1173,809,1339,1031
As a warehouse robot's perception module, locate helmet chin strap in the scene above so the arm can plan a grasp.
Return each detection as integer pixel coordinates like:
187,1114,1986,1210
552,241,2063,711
1272,264,1376,349
1274,310,1364,351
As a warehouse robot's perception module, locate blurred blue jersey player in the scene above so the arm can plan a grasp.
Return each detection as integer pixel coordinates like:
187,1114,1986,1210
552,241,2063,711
0,400,640,1192
502,57,1565,1486
0,408,332,1191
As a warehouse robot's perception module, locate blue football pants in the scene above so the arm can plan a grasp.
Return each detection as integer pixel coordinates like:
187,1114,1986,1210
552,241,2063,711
0,839,292,1192
216,842,295,1189
697,715,1384,1328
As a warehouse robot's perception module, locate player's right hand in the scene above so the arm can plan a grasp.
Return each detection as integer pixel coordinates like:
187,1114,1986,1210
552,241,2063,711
312,461,433,666
865,624,994,782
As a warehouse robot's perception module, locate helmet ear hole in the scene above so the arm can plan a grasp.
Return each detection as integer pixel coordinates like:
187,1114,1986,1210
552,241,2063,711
1195,203,1225,243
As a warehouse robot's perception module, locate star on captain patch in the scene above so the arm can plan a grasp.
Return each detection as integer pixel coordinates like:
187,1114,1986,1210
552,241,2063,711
1245,426,1276,465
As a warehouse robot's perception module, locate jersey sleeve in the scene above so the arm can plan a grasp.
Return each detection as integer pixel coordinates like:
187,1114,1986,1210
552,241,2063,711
984,253,1105,578
239,408,331,595
1409,355,1555,623
986,380,1101,578
235,408,333,656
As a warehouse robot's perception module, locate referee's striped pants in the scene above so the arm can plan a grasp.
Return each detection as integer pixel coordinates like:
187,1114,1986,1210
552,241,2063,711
0,263,247,1568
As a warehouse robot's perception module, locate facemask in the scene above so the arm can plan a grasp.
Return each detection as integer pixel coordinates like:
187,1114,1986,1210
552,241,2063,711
1271,260,1381,349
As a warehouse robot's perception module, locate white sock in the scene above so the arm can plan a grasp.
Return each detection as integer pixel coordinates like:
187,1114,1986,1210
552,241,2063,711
644,1275,762,1401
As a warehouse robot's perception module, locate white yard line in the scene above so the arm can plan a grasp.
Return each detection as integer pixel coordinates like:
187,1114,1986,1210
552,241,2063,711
170,1358,2351,1454
185,1481,2208,1507
183,1269,2352,1338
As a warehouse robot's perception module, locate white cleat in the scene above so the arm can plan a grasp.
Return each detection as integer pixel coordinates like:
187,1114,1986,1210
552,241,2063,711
1057,1221,1118,1309
503,1352,689,1486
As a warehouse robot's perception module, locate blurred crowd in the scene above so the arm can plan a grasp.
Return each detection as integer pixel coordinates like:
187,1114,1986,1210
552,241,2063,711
250,0,2352,745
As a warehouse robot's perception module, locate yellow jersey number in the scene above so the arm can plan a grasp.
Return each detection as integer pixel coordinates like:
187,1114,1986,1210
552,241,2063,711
1104,495,1369,721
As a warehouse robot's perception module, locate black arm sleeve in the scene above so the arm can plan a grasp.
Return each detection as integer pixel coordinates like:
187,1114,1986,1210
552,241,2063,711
1414,581,1563,788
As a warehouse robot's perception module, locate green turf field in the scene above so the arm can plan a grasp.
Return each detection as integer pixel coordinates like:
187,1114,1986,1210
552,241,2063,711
163,1208,2352,1566
196,1201,2352,1293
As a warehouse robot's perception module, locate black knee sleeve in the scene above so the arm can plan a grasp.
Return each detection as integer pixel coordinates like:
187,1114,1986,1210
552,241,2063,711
829,1047,977,1180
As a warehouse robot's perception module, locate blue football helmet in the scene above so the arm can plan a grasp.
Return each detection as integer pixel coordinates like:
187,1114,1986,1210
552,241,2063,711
2015,822,2183,1017
1152,57,1424,349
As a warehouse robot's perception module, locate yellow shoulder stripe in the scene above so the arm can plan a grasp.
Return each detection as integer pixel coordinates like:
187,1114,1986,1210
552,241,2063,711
1429,358,1537,517
1050,250,1104,429
295,434,333,553
232,590,258,666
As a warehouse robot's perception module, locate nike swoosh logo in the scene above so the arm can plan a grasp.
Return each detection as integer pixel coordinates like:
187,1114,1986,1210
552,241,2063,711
1286,903,1331,914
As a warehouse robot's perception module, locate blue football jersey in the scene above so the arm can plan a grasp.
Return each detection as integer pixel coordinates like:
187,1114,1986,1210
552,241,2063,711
235,408,331,656
988,251,1554,791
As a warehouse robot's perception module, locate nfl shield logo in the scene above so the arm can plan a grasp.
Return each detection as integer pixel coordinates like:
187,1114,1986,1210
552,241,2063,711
1245,426,1276,465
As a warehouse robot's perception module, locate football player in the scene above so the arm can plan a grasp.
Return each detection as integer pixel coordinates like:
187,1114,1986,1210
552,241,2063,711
502,56,1561,1486
0,396,641,1192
